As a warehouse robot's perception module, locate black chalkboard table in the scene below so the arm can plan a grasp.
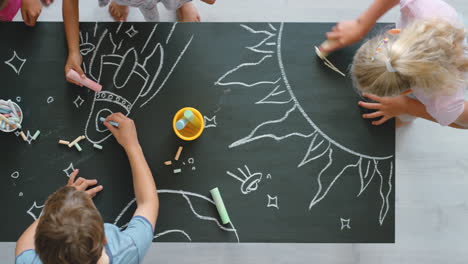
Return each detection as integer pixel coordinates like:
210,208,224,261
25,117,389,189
0,22,395,243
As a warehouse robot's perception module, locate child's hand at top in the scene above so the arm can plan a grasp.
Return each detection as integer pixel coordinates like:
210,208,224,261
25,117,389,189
65,52,85,86
358,93,410,125
67,169,103,198
21,0,42,27
323,19,370,53
104,113,140,151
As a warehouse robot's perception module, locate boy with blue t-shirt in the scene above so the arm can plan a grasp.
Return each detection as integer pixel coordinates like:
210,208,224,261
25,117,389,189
15,113,158,264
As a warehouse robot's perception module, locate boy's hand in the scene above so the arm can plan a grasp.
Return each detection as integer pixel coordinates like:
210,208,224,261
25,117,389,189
21,0,42,27
323,19,369,53
67,169,103,198
359,93,410,125
104,113,140,150
65,52,85,86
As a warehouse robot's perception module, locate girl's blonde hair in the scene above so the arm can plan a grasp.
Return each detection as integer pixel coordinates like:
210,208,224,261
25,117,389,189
351,18,468,97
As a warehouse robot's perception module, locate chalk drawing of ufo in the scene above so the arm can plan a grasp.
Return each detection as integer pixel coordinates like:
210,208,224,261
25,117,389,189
227,165,263,195
79,23,193,144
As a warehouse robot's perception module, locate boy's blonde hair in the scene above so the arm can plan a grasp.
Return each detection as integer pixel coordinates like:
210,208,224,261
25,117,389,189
35,186,105,264
351,18,468,97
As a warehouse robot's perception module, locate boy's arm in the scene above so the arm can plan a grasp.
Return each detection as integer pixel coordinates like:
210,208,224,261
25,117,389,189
105,113,159,230
15,220,38,256
15,170,103,257
323,0,400,52
63,0,86,86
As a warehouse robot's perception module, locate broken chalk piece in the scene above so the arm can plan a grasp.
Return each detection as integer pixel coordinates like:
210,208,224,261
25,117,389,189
164,161,172,166
93,144,103,150
174,146,183,161
210,187,231,225
184,110,201,128
68,135,84,148
99,117,119,127
75,143,82,152
59,140,70,145
32,130,40,140
20,131,27,141
173,168,182,174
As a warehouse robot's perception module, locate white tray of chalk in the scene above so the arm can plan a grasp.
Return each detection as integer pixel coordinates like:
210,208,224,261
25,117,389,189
0,99,23,132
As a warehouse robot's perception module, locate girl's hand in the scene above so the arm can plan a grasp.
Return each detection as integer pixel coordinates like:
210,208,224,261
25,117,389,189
21,0,42,27
323,19,369,53
67,169,103,198
65,52,85,86
104,113,140,151
358,93,410,125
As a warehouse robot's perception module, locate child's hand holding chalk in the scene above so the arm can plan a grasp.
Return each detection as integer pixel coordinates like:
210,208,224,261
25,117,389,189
65,53,85,86
323,19,370,53
104,113,140,150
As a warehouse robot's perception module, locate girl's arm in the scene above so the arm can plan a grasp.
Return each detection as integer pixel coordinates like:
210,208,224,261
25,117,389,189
323,0,400,53
62,0,86,86
360,94,466,129
404,98,466,129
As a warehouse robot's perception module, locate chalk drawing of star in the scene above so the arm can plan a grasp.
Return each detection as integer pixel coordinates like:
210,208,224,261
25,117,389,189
4,51,27,75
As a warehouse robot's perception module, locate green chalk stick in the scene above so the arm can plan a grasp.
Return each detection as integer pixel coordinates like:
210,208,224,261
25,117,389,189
75,143,82,152
32,130,40,140
210,187,231,225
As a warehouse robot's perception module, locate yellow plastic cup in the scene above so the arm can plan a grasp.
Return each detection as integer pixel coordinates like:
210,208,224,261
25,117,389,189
173,107,205,141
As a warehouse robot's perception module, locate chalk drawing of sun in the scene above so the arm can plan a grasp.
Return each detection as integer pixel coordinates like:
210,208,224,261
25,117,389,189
215,23,394,226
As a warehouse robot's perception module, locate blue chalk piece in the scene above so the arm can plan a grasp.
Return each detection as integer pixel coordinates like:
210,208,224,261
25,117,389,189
176,118,189,130
0,108,11,114
99,117,119,127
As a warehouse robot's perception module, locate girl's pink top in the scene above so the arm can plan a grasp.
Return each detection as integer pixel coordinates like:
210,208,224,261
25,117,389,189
398,0,466,126
0,0,21,21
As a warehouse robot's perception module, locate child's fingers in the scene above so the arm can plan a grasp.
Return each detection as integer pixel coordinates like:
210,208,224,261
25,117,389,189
74,177,85,188
106,112,125,124
104,120,118,134
86,185,103,198
358,101,381,110
326,31,340,40
372,116,390,126
362,111,383,119
78,179,98,190
67,169,79,185
66,76,83,87
362,93,382,102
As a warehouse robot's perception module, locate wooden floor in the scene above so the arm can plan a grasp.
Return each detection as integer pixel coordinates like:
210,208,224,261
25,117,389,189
3,0,468,263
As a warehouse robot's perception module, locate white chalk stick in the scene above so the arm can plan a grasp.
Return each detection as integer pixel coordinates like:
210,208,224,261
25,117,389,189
93,144,103,150
59,140,70,145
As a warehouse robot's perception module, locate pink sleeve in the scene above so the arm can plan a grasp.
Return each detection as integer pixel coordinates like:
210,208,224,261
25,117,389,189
413,87,466,126
398,0,462,28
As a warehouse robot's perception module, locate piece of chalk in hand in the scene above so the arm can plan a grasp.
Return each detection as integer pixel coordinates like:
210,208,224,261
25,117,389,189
99,117,119,127
66,69,102,92
210,187,231,225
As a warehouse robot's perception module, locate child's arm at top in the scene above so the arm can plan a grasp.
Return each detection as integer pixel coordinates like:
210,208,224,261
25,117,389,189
63,0,86,86
104,113,159,230
323,0,400,53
